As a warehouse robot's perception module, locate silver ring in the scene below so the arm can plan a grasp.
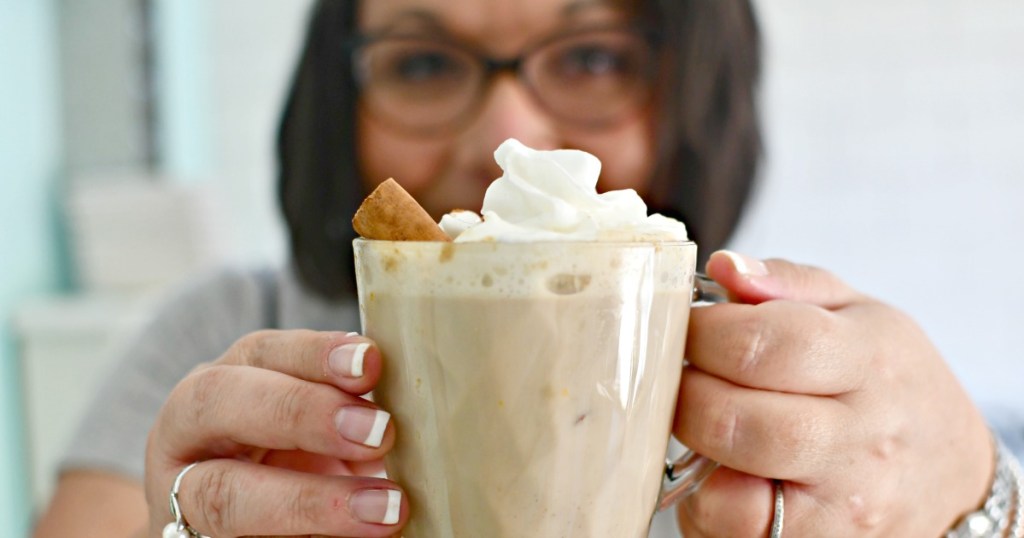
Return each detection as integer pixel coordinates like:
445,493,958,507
163,462,211,538
770,479,785,538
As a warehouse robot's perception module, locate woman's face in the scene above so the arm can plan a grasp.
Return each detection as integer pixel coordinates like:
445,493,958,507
357,0,657,219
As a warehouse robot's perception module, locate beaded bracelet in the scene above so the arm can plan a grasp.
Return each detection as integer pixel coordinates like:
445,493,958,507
1006,449,1023,538
946,437,1024,538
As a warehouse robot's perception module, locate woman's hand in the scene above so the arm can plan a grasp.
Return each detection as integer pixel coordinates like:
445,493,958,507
144,330,407,538
675,251,993,537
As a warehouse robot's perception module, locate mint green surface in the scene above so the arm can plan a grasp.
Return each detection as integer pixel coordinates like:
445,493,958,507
153,0,213,179
0,0,62,535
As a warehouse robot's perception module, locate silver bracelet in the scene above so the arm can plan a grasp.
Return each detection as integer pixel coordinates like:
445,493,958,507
1007,450,1024,538
946,437,1024,538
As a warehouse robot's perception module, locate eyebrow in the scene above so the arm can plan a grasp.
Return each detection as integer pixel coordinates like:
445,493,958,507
562,0,614,17
371,9,446,35
377,0,614,33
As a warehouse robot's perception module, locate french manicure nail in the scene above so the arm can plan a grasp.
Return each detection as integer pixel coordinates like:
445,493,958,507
329,343,370,378
722,250,769,277
350,489,402,525
335,406,390,448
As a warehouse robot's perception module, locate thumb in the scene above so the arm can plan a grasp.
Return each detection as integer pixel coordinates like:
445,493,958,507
705,250,863,309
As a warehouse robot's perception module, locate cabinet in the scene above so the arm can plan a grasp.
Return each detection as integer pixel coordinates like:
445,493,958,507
13,294,152,509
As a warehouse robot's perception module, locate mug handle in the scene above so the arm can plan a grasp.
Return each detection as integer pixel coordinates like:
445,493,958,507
658,273,729,510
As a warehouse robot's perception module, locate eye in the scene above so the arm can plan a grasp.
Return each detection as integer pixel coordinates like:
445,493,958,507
385,48,468,84
358,37,478,95
558,45,632,77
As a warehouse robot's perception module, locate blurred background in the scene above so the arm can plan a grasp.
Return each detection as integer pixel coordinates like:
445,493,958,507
1,0,1022,535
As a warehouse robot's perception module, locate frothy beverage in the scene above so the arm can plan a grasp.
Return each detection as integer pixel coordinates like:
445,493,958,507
355,240,695,537
354,138,697,536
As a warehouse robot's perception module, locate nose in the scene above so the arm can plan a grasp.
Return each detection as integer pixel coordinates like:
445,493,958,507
460,73,559,156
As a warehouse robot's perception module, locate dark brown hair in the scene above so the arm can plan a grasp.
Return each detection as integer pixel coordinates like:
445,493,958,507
278,0,762,300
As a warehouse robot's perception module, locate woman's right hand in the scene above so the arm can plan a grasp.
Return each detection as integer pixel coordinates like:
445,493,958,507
143,330,407,537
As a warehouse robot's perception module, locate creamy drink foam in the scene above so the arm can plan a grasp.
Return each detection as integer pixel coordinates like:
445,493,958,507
355,139,694,537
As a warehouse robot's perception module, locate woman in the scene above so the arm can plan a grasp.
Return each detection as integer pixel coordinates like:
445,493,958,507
36,0,1015,536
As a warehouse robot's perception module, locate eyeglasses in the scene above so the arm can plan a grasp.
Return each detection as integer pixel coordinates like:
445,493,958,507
351,26,659,135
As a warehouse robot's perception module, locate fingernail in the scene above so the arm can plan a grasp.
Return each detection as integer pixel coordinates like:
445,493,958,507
330,343,370,378
335,406,390,448
350,489,402,525
345,331,360,337
722,250,769,277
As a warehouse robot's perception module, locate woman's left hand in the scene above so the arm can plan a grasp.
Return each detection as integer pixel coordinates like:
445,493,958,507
675,251,993,537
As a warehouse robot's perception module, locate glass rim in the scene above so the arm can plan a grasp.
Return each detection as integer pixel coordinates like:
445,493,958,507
352,238,695,248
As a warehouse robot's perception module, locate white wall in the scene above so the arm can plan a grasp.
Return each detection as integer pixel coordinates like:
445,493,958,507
155,0,314,265
737,0,1024,406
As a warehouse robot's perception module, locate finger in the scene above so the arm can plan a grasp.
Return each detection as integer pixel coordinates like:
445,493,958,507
259,451,387,479
677,469,821,538
687,300,868,395
160,365,394,461
674,367,847,481
259,450,353,476
676,467,775,538
216,330,381,395
169,459,406,538
349,458,388,478
706,250,864,309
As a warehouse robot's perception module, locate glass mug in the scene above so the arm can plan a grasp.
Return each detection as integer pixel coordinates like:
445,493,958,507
354,239,721,537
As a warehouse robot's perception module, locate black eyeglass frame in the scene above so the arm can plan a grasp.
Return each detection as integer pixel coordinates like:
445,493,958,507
347,24,664,135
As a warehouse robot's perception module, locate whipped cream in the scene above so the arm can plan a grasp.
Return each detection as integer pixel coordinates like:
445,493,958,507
438,209,483,239
440,139,688,242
